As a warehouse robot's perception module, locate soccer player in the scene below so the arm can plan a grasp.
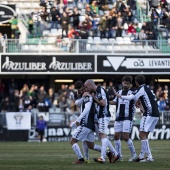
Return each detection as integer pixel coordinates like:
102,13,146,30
73,80,112,163
70,84,102,164
113,75,159,162
109,76,138,161
84,79,119,164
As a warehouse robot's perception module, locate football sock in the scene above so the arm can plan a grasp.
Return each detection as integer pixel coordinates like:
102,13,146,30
101,138,108,160
107,139,118,156
72,143,83,159
93,144,101,152
82,141,89,160
145,139,153,158
126,139,136,156
114,139,122,157
95,123,100,139
139,140,146,159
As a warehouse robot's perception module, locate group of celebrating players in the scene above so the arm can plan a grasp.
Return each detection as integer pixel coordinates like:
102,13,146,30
69,75,159,164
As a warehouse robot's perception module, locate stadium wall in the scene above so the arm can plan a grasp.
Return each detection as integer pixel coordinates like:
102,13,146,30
0,125,170,142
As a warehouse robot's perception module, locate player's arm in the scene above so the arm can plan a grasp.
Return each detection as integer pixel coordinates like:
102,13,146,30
112,88,135,100
120,94,135,100
76,96,92,125
75,98,83,107
93,96,106,106
92,90,106,106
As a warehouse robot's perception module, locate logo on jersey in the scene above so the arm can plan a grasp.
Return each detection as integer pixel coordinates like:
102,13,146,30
97,93,102,99
84,96,90,103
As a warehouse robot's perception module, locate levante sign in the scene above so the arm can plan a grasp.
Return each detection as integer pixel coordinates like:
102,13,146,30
97,55,170,72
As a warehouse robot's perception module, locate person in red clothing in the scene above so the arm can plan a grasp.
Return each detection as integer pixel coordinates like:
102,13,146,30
127,22,136,36
68,26,79,39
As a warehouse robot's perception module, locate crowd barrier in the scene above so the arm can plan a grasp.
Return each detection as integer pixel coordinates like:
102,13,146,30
1,38,170,54
0,111,170,141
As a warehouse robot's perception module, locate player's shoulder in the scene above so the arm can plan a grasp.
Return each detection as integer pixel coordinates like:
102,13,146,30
83,94,92,103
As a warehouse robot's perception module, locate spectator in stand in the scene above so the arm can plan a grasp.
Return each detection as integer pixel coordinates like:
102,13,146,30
85,4,94,17
50,7,60,30
156,5,163,19
106,81,115,100
28,15,34,34
68,26,79,39
138,29,147,46
37,85,47,112
91,15,99,37
151,8,159,29
79,27,89,39
91,1,99,16
8,79,18,102
36,115,47,142
11,89,21,112
58,84,67,96
127,0,136,15
159,15,170,40
108,13,117,38
160,0,168,10
157,96,166,111
70,7,80,29
163,85,170,102
0,96,11,112
81,14,92,34
32,8,41,35
61,12,70,37
156,86,164,100
59,96,69,112
28,85,36,108
108,7,117,17
99,14,109,38
127,22,137,37
40,6,48,32
116,12,125,37
115,0,123,12
9,15,19,39
161,8,169,24
125,6,134,23
119,1,128,19
47,88,55,108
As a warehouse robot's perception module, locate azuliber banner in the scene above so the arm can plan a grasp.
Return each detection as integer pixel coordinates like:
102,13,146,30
1,55,95,72
6,112,31,130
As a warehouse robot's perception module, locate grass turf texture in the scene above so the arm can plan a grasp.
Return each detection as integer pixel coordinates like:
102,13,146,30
0,140,169,170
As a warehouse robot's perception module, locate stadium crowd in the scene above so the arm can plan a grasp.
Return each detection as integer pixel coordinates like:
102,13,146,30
0,0,170,42
0,79,169,113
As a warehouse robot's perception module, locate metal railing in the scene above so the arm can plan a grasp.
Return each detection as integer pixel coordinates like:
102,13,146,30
1,38,170,54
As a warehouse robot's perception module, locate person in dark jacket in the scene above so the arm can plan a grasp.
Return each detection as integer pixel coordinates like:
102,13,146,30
61,12,70,37
36,116,47,142
50,7,60,30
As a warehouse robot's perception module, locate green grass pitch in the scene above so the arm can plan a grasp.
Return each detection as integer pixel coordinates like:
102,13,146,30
0,140,169,170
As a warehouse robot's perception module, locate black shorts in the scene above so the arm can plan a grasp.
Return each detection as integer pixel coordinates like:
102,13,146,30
38,130,44,136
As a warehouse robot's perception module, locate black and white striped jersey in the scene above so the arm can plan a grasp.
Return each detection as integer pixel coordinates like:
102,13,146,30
80,95,95,131
114,89,135,121
95,86,111,119
133,84,159,117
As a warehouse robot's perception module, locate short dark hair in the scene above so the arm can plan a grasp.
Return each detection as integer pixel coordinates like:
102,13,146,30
75,80,84,90
122,75,132,83
135,75,145,85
